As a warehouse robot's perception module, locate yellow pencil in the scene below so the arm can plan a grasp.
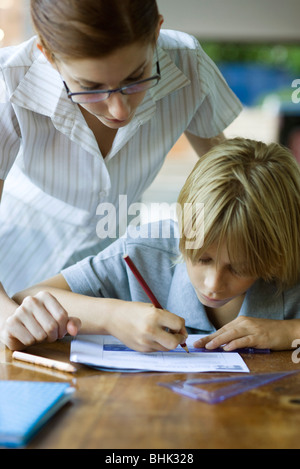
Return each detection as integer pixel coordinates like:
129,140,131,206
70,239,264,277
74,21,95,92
12,351,77,373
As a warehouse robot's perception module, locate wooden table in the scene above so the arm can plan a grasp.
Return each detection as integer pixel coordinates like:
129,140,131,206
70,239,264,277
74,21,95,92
1,338,300,450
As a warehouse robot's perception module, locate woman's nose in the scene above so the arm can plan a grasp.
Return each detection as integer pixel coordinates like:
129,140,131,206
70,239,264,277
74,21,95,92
107,92,131,120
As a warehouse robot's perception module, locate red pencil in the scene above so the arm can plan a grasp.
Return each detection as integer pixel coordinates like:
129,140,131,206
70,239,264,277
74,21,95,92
123,254,189,353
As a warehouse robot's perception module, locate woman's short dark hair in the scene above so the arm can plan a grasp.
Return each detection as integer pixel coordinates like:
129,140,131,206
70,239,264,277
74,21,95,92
31,0,160,60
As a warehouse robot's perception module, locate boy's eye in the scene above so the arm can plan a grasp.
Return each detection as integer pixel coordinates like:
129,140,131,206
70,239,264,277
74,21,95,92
229,265,250,278
229,266,240,276
198,258,211,265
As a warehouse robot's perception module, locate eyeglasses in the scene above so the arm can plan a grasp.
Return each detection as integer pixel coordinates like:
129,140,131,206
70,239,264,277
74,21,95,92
63,59,161,104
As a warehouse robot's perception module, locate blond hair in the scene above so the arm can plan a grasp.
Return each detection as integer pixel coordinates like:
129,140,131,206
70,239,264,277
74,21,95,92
177,138,300,289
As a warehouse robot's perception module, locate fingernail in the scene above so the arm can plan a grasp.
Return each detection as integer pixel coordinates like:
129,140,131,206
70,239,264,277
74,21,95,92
205,341,215,349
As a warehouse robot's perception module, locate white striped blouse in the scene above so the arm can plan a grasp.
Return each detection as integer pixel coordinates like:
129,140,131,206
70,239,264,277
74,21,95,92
0,29,242,295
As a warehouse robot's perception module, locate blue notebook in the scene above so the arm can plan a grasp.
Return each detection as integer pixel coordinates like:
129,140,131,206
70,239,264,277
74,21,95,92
0,381,74,448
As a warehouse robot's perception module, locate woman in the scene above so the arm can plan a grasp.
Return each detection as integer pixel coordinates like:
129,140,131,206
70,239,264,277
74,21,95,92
0,0,242,295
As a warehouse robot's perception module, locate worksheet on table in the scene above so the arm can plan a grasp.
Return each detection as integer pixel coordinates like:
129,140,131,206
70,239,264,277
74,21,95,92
70,334,249,373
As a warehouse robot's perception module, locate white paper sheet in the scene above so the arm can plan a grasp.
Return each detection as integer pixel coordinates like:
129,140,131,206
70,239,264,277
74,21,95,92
70,334,249,373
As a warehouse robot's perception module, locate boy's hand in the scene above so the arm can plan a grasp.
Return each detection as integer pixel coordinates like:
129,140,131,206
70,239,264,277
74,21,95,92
193,316,294,351
1,291,81,351
107,301,188,353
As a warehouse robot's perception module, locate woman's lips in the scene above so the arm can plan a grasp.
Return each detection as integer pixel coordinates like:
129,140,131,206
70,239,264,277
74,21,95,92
105,117,126,123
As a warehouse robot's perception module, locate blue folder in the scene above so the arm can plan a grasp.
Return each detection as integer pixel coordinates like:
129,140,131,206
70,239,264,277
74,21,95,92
0,381,74,448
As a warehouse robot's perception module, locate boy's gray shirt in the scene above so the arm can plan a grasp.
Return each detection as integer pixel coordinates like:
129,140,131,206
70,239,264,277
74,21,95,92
62,220,300,334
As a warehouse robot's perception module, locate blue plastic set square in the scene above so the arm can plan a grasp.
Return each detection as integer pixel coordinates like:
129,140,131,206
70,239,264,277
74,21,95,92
159,370,299,404
159,345,300,404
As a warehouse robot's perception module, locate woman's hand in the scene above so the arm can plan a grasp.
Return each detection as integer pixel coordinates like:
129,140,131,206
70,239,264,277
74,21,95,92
193,316,296,351
106,301,188,353
1,291,81,351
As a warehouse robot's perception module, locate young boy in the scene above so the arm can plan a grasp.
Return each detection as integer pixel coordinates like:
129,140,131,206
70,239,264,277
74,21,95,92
2,138,300,353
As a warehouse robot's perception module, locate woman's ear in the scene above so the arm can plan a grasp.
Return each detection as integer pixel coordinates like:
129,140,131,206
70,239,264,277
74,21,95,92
155,15,164,41
37,42,55,64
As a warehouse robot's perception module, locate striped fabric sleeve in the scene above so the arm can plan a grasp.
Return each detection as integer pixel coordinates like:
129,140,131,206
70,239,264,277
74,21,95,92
186,43,243,138
0,69,21,180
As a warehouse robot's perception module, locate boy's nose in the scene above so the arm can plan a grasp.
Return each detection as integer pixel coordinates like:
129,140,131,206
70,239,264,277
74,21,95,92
204,268,224,294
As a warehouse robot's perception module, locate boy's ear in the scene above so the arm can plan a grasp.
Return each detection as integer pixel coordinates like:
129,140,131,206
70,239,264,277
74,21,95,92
37,42,55,64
